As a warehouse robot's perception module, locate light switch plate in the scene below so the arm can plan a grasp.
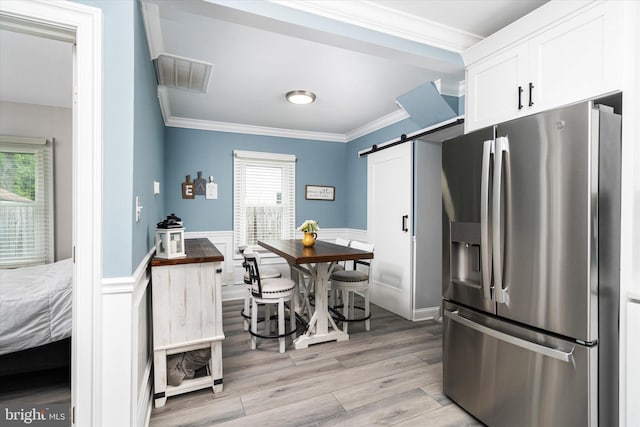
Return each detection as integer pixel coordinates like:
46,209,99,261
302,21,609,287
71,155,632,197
135,196,143,222
154,181,160,195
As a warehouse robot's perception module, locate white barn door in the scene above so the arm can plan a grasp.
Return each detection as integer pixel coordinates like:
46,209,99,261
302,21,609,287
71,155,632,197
367,143,413,320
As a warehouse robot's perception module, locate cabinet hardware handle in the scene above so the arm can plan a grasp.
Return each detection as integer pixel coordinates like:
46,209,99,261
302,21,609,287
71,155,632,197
529,82,534,107
402,215,408,232
518,86,523,110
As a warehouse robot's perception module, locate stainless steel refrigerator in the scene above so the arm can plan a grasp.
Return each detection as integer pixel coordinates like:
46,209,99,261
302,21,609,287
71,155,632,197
441,96,621,427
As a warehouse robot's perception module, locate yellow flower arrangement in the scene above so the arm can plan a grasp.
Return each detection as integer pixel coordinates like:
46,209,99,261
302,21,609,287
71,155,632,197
297,220,319,233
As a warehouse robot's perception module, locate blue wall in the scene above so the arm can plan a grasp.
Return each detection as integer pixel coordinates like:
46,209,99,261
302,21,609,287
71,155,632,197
76,0,165,277
164,128,346,232
132,1,166,269
76,0,135,277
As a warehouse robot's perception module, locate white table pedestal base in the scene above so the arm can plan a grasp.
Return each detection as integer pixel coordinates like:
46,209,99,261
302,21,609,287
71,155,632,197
292,261,349,349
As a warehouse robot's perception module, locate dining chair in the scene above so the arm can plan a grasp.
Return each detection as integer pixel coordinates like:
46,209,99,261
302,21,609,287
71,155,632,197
329,237,350,307
241,251,282,331
243,252,297,353
329,240,374,333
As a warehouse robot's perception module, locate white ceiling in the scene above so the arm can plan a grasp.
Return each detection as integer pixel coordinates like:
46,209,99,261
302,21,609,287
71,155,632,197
0,0,547,142
0,29,73,108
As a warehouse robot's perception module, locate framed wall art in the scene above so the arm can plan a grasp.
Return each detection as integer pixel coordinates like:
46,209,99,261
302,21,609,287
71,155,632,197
305,185,335,201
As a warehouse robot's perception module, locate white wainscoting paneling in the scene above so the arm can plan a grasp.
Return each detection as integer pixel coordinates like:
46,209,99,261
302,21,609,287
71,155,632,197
101,248,154,427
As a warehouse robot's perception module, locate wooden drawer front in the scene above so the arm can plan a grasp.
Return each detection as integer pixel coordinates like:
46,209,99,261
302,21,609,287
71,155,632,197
152,262,219,348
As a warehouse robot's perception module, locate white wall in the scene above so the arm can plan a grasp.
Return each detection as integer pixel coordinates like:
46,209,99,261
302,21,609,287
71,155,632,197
0,101,72,261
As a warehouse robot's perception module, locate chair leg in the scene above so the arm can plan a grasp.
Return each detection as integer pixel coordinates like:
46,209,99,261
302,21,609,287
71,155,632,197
278,299,285,353
250,298,257,350
364,289,370,331
342,289,350,334
349,292,356,323
290,297,296,339
243,286,250,331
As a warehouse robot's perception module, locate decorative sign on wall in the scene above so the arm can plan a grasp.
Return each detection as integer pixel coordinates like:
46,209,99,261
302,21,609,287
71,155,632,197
206,176,218,200
182,175,195,199
305,185,335,201
194,171,207,196
182,171,218,200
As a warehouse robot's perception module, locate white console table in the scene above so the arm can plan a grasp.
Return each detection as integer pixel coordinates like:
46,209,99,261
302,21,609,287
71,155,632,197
151,238,225,407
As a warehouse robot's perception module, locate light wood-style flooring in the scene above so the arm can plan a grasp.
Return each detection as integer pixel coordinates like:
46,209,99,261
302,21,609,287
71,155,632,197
150,298,482,427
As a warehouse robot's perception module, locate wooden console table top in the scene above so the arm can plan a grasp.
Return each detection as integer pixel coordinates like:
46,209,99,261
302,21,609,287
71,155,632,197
152,238,224,266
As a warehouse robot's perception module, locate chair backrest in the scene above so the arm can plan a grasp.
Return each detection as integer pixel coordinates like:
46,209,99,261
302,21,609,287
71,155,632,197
349,240,374,272
335,237,350,247
334,238,350,269
242,253,263,298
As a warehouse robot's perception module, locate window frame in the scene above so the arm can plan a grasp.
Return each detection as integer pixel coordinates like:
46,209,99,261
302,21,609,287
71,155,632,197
0,136,54,267
233,150,296,257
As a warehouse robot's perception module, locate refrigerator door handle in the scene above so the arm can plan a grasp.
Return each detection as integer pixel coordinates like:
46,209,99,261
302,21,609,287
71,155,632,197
445,310,575,363
480,139,494,300
492,137,510,304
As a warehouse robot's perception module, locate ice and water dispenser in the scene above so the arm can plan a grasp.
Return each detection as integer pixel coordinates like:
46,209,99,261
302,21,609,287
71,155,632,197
449,222,482,287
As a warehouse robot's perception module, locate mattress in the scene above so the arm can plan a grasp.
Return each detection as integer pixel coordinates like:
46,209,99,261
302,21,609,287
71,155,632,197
0,258,73,355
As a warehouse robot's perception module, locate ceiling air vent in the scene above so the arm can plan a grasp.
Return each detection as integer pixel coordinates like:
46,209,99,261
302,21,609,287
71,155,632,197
154,54,212,93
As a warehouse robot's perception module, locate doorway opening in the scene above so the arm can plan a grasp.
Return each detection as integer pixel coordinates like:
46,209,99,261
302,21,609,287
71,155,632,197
0,2,103,425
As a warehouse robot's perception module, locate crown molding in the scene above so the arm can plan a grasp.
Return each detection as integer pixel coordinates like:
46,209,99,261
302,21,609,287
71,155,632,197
346,108,409,142
165,115,347,143
157,86,172,124
433,78,465,97
461,1,594,66
270,0,483,53
140,0,163,60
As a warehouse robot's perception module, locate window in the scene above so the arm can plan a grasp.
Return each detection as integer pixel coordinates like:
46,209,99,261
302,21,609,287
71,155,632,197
234,150,295,254
0,136,53,267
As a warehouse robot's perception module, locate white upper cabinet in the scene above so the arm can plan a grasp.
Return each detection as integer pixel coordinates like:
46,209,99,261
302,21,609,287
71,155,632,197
466,42,529,131
464,1,623,132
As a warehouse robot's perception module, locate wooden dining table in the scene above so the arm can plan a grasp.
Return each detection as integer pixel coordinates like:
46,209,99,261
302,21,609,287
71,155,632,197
258,239,374,349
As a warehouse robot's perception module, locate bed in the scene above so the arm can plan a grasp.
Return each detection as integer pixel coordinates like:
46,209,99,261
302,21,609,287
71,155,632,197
0,258,72,374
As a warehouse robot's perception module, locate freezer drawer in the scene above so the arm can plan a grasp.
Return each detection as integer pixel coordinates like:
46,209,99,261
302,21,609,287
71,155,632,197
442,302,597,427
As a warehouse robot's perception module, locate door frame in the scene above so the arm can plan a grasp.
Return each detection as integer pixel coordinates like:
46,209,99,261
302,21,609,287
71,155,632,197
0,1,103,425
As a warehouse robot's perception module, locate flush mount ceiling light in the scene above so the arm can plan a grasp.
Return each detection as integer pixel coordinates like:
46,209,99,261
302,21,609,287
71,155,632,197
286,90,316,105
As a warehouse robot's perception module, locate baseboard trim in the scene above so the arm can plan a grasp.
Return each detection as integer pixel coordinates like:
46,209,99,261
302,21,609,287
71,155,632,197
413,306,441,322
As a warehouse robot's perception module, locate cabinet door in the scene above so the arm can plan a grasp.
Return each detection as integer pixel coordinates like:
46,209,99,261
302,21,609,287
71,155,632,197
465,43,528,132
529,2,623,112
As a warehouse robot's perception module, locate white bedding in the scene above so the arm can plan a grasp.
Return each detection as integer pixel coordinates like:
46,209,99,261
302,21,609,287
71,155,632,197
0,258,72,355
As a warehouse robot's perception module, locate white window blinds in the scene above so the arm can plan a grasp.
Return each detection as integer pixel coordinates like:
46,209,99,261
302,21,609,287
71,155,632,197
234,150,295,253
0,137,53,267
